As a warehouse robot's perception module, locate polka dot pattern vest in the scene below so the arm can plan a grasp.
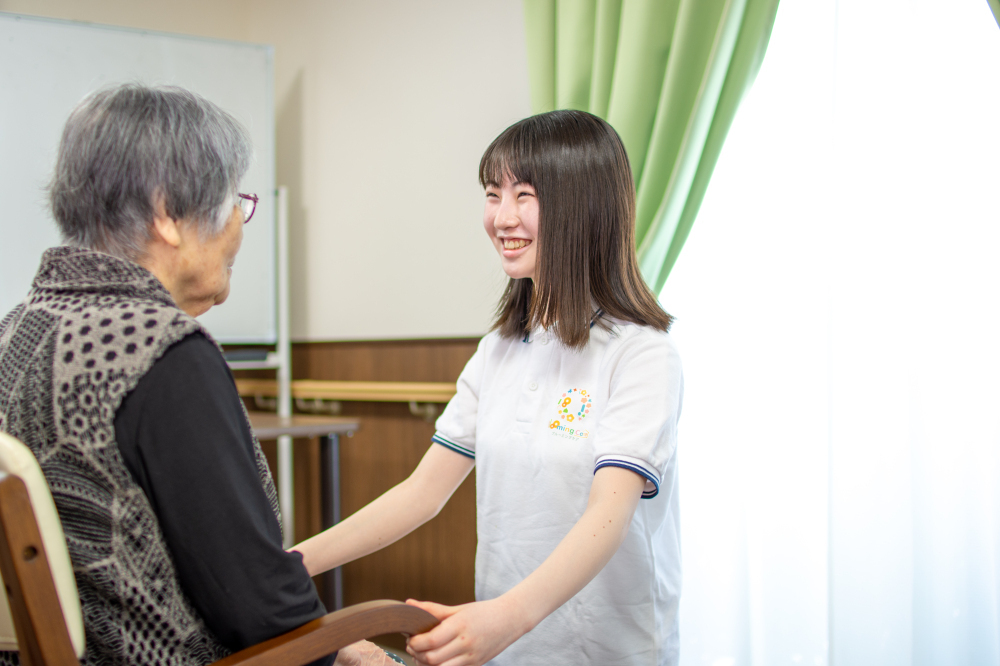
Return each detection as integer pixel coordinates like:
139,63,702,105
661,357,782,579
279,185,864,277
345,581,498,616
0,247,281,665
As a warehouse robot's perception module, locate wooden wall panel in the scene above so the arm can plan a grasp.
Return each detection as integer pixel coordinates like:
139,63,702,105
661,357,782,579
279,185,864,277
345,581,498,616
335,402,476,606
291,338,480,383
249,337,481,637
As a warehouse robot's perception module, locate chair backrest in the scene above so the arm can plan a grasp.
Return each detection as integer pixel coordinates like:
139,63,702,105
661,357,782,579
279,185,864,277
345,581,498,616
0,431,85,661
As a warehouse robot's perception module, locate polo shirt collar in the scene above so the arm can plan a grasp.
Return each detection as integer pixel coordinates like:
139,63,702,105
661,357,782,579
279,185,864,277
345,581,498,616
521,308,607,343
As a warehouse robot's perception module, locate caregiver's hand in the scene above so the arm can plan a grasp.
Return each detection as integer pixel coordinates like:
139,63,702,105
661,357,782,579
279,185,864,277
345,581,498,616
333,640,401,666
406,468,645,666
404,598,527,666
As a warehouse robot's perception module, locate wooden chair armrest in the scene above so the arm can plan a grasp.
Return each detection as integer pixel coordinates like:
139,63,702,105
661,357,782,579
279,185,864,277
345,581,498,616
212,600,438,666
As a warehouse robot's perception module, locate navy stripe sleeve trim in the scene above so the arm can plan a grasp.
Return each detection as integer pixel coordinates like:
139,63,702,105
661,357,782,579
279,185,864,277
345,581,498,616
431,433,475,459
594,459,659,499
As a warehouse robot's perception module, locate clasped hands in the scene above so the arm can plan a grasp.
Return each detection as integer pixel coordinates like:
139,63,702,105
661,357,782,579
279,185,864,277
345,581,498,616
333,596,524,666
403,596,528,666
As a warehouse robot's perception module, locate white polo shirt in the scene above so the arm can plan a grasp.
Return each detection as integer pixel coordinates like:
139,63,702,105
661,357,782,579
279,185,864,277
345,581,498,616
432,318,683,666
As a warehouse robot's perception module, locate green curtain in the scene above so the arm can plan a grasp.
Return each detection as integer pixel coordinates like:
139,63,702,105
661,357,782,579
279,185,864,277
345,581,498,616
523,0,780,292
990,0,1000,29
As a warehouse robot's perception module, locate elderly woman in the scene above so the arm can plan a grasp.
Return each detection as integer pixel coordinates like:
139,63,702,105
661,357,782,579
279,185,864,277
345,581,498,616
0,84,394,666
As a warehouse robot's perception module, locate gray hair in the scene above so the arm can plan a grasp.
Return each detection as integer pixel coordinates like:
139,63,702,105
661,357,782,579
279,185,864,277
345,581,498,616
49,83,253,260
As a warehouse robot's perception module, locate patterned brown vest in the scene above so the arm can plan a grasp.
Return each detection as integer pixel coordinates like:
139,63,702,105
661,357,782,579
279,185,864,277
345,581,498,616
0,247,281,665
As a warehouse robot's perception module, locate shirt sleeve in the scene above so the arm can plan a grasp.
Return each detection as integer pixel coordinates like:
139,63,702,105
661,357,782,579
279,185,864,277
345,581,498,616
431,336,489,459
113,333,332,663
593,330,683,499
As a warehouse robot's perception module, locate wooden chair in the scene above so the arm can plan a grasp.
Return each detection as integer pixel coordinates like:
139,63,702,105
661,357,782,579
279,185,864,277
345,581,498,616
0,431,437,665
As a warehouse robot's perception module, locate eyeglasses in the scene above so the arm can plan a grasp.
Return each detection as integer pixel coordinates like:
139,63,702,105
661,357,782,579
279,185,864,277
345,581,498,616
238,193,258,224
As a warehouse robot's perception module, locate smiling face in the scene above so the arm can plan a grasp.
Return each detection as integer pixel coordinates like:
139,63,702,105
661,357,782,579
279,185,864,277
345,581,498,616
483,177,540,281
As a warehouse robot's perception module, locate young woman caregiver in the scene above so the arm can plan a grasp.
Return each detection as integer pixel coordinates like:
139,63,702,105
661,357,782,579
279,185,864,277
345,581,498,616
294,110,683,666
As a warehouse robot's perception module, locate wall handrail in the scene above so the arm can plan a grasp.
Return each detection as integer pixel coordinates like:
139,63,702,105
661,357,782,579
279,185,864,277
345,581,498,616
235,379,457,404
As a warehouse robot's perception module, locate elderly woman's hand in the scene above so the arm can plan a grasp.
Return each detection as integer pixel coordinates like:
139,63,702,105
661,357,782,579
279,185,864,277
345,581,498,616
334,640,406,666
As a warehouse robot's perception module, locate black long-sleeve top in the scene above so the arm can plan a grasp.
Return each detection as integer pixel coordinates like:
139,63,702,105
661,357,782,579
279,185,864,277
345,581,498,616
113,332,334,665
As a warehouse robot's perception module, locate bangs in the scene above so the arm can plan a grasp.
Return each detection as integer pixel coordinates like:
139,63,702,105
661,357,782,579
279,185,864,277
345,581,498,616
478,121,537,188
482,110,670,347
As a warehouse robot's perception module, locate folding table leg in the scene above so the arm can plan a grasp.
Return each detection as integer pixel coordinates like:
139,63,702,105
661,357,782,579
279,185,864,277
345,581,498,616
320,433,343,611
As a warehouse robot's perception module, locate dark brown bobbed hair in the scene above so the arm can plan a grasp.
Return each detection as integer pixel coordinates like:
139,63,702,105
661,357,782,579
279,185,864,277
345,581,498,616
480,109,672,349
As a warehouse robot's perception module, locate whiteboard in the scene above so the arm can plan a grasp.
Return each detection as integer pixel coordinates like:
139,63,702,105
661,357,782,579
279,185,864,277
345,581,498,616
0,12,276,343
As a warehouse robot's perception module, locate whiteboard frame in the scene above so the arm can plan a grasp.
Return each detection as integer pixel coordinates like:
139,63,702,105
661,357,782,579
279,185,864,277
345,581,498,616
0,12,277,344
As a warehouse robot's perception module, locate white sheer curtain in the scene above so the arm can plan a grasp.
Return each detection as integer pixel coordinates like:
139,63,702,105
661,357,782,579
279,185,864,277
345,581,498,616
662,1,1000,665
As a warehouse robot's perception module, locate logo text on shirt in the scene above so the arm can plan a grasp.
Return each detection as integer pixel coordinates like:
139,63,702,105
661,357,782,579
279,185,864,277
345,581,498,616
549,388,592,439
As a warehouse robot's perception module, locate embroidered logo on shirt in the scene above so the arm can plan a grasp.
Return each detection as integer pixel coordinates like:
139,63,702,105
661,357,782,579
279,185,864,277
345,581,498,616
549,388,592,438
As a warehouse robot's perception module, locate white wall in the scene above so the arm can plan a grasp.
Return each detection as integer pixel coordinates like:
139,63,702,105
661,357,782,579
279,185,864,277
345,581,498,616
0,0,531,340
